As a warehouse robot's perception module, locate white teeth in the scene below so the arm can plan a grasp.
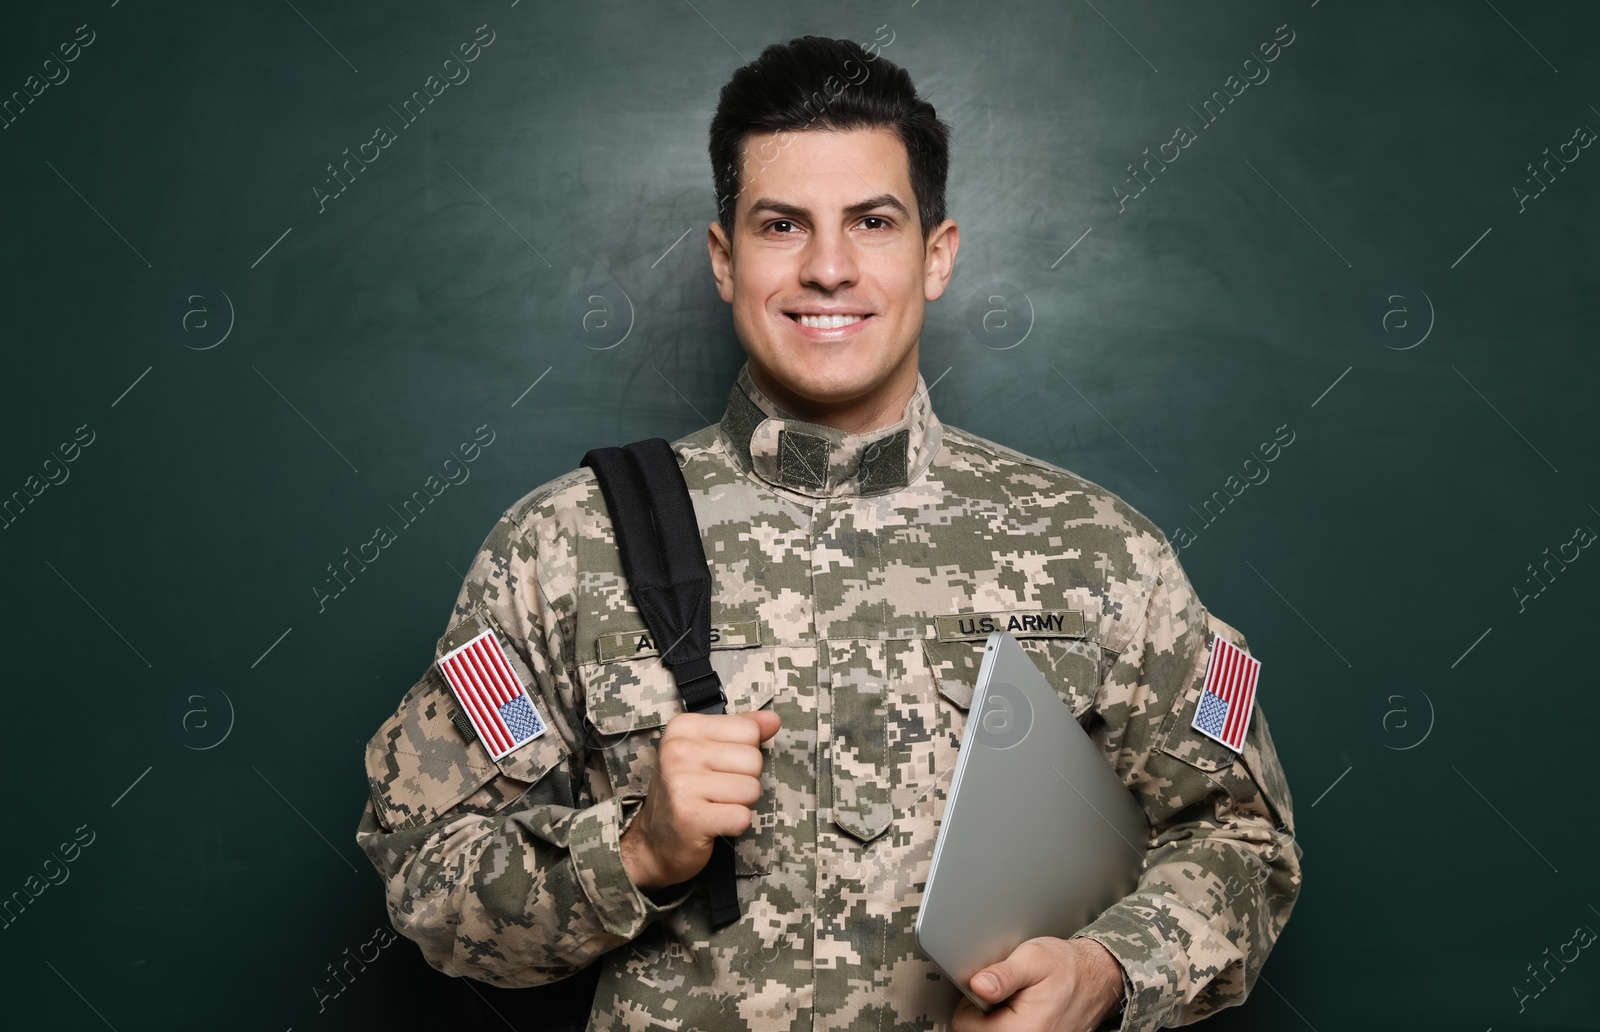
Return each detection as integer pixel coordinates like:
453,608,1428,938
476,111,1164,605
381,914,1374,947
795,313,865,329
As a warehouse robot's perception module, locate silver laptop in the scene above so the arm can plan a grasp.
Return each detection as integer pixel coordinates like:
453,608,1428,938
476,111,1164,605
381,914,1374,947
915,631,1149,1012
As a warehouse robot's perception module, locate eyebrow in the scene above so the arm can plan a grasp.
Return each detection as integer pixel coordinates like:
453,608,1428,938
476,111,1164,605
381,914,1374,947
745,193,911,225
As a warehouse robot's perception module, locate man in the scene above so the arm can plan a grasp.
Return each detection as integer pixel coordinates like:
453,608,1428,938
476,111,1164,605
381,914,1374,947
357,35,1301,1032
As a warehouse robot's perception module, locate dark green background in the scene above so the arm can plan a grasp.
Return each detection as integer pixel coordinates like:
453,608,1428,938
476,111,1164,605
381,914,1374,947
2,1,1595,1029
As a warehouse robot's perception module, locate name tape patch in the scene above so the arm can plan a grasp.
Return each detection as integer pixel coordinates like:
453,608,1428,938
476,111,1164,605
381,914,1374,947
595,621,761,663
1191,636,1260,752
934,610,1086,642
436,629,546,760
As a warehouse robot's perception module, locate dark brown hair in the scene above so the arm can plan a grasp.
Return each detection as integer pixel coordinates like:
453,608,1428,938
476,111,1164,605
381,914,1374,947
708,35,952,241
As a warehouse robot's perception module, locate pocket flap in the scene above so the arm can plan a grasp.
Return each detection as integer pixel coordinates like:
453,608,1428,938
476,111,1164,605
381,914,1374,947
921,638,987,710
584,639,774,735
921,635,1101,717
365,668,499,831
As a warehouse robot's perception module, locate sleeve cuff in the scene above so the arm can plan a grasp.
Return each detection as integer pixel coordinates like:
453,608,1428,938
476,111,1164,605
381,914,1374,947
1072,901,1182,1032
565,795,692,940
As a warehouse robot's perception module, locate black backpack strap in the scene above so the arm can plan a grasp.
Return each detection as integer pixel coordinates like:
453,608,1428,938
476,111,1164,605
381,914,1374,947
580,438,741,929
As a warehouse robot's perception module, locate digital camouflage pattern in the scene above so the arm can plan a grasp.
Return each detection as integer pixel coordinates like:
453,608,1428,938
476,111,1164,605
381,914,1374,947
355,362,1302,1031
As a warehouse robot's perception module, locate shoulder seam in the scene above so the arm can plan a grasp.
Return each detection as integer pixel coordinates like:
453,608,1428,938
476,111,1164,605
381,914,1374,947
941,425,1172,551
940,424,1082,481
507,465,597,524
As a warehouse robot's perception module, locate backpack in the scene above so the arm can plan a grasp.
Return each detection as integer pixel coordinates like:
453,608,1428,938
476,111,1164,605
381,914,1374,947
462,438,739,1030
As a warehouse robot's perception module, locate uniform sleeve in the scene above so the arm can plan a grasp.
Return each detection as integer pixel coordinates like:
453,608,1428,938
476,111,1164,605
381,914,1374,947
354,509,692,987
1072,538,1303,1031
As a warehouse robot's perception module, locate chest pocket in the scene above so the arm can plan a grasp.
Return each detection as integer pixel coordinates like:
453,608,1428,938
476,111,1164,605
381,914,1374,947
579,640,777,874
921,633,1103,718
364,606,570,832
824,633,1101,846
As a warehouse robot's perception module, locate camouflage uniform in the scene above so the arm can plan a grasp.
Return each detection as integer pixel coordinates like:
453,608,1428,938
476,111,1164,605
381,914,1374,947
356,362,1302,1031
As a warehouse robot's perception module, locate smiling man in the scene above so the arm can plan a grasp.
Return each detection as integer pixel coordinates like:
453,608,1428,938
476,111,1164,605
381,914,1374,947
357,35,1301,1032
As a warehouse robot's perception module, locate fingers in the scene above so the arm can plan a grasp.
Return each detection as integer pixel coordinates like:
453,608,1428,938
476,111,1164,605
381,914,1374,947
677,770,763,807
969,939,1054,1006
667,710,780,746
690,740,766,778
658,729,767,779
748,709,783,742
631,708,779,881
970,967,1010,1006
648,758,762,841
949,995,998,1032
692,801,758,838
621,707,781,888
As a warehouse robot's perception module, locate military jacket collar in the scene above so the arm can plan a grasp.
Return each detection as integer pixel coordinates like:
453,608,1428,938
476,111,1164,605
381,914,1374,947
717,363,944,499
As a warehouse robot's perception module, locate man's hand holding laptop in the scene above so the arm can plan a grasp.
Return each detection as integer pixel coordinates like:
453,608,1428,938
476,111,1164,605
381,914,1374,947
953,935,1125,1031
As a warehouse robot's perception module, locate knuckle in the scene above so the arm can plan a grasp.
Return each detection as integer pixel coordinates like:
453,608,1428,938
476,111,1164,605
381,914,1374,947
658,736,690,769
674,772,706,803
732,739,764,774
707,805,736,836
664,712,703,740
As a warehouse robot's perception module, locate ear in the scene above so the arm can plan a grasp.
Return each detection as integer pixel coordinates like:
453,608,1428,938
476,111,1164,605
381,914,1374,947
708,220,735,304
923,218,960,302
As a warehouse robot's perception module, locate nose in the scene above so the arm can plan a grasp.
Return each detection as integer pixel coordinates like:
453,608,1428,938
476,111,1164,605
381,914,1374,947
798,223,860,293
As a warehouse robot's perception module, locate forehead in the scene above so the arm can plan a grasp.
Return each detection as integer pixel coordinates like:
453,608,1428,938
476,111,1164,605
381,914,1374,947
737,128,912,214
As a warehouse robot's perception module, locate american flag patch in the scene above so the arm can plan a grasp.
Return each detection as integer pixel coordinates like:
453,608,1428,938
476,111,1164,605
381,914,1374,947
437,629,547,760
1190,636,1260,752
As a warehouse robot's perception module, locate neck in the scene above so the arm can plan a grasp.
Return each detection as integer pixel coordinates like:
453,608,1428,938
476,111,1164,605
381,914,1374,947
719,361,944,498
746,350,921,434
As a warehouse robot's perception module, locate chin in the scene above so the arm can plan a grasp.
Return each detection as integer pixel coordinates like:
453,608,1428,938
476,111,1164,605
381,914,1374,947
770,352,884,404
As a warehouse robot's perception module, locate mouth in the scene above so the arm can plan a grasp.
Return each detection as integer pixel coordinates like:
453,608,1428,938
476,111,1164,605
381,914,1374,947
783,311,875,339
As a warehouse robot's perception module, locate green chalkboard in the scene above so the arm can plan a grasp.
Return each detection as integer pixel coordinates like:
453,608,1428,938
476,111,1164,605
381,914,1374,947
2,1,1596,1029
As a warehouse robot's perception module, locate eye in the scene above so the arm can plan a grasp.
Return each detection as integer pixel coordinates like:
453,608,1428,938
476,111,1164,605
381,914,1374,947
860,216,891,230
765,219,798,234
